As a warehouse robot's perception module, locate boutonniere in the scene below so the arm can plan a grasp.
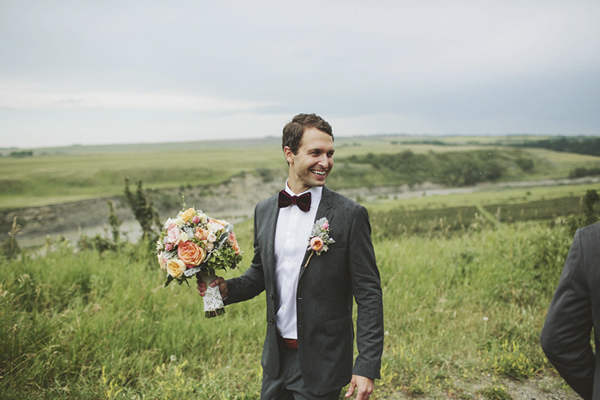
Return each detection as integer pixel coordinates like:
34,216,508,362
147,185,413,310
304,217,335,268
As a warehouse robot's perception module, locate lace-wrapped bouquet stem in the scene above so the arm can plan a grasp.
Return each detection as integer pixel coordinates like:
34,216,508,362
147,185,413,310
156,207,242,318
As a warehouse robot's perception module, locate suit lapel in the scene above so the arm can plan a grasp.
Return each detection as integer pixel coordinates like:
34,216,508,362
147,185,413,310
299,187,335,280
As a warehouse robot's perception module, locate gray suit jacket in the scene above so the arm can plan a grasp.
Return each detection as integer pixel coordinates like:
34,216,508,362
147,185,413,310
541,222,600,400
225,186,384,395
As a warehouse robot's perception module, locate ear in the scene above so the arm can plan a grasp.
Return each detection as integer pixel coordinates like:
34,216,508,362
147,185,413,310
283,146,295,164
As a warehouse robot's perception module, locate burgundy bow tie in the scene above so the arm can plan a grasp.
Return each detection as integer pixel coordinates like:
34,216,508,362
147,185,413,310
278,190,311,212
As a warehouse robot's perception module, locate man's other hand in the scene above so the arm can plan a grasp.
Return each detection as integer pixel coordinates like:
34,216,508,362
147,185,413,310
345,375,374,399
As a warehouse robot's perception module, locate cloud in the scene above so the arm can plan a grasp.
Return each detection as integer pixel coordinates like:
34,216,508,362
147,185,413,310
0,84,273,112
1,0,599,148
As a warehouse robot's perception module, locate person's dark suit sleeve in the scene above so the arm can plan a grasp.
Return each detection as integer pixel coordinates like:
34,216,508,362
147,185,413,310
540,228,594,399
225,205,266,304
349,205,384,379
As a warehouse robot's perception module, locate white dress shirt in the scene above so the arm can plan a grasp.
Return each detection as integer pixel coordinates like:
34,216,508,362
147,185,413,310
274,182,322,339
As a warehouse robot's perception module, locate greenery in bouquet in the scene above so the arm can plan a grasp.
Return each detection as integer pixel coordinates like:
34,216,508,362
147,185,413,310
156,207,242,287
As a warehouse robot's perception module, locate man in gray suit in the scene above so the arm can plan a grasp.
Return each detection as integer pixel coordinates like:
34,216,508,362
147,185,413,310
541,222,600,400
198,113,384,400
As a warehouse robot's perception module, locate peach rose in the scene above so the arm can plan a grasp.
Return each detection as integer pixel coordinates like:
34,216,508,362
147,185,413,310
195,227,209,241
177,241,206,266
166,259,186,279
229,232,240,254
211,218,227,226
310,236,324,252
180,208,196,223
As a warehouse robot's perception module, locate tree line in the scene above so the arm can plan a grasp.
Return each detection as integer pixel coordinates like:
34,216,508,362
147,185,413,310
341,149,535,187
515,136,600,157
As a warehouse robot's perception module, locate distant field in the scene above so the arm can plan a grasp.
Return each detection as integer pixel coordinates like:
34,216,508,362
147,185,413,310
2,135,600,210
1,145,282,209
368,182,600,212
365,182,600,239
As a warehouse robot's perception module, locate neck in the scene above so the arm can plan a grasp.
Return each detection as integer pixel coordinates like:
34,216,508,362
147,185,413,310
286,180,312,195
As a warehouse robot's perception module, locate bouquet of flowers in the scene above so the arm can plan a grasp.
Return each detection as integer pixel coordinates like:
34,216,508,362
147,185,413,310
156,207,242,317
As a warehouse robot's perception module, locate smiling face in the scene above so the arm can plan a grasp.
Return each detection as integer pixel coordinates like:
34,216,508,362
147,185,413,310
284,127,334,194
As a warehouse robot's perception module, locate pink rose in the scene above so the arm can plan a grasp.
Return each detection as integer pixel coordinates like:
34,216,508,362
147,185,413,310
157,252,167,269
321,221,329,230
167,225,181,244
165,243,173,251
192,215,201,224
310,236,324,252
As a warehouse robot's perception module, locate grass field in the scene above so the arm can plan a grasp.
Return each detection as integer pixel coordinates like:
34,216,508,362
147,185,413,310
0,212,579,399
1,136,598,398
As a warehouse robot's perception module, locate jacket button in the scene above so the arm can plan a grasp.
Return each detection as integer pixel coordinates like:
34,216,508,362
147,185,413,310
270,294,274,299
269,319,274,325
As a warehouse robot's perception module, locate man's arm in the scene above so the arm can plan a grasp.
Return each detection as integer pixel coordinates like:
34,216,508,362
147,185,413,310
197,205,266,304
348,205,384,381
540,228,594,399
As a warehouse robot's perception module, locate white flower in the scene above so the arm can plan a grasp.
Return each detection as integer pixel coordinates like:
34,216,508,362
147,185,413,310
179,232,189,242
163,218,175,230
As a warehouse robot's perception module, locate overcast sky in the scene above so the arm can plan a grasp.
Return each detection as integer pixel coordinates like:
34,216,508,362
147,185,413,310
1,0,599,149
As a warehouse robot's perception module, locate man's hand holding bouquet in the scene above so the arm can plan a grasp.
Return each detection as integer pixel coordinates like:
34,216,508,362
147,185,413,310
156,207,242,318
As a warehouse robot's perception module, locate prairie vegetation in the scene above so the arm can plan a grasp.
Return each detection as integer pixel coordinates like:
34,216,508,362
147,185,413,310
2,135,600,399
3,135,600,210
1,207,589,399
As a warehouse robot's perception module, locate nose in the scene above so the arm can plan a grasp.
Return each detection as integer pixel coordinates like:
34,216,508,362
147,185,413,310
317,154,329,167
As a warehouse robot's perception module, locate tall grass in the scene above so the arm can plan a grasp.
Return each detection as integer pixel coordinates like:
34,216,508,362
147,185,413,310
0,217,575,399
377,220,571,396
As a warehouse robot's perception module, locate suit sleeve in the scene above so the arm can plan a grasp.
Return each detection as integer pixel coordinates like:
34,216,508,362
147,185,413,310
540,228,594,399
349,205,384,379
225,205,266,304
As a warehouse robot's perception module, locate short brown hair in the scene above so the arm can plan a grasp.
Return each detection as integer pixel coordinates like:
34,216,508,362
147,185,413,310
282,113,333,154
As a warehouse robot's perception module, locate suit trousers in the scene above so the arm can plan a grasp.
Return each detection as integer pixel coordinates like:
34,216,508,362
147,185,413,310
261,345,342,400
